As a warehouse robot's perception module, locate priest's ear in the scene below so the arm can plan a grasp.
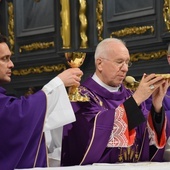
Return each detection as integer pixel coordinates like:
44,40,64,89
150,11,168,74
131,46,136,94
96,57,103,71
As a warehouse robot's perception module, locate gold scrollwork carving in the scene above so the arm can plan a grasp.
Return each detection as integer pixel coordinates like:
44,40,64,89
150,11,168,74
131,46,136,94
130,50,167,62
96,0,103,41
79,0,88,48
163,0,170,31
8,2,15,54
19,41,54,53
60,0,71,49
110,26,154,38
12,64,66,76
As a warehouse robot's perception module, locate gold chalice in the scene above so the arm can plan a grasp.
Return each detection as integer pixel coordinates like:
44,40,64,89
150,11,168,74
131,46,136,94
65,52,89,102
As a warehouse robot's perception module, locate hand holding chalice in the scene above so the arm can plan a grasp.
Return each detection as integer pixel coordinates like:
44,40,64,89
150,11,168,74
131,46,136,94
65,52,89,102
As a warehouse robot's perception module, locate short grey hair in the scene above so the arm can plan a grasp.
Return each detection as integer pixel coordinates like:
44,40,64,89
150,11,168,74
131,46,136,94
94,38,126,62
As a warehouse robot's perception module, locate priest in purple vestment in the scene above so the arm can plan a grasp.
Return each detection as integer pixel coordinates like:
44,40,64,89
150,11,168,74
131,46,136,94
146,46,170,112
61,38,170,166
145,43,170,161
161,44,170,112
162,44,170,160
0,34,83,170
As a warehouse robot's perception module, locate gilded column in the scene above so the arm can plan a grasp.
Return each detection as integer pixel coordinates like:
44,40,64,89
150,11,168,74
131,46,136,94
163,0,170,31
79,0,88,48
96,0,103,41
60,0,71,49
8,2,15,54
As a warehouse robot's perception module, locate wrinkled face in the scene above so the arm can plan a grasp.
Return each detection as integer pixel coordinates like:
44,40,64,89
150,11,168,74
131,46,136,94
96,43,131,87
0,42,14,84
167,55,170,65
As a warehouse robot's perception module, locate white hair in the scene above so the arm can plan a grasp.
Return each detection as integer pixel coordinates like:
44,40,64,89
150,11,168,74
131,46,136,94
94,38,126,63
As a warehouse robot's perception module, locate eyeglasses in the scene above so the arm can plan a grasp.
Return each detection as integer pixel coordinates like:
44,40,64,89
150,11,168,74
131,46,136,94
100,57,132,68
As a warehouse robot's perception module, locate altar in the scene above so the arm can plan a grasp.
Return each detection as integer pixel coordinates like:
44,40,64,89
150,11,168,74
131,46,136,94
15,162,170,170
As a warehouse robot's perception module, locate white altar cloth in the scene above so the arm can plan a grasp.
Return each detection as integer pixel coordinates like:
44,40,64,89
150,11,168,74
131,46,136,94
15,162,170,170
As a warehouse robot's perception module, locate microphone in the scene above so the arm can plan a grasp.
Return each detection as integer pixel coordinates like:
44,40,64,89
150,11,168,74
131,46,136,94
125,76,139,84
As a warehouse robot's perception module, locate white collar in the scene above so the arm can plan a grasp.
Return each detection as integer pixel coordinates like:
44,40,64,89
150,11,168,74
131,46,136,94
92,73,120,92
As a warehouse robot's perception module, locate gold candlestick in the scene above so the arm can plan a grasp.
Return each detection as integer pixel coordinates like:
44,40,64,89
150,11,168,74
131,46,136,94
65,52,89,102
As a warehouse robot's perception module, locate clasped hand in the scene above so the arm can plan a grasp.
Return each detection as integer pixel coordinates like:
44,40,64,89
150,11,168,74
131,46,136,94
132,73,170,112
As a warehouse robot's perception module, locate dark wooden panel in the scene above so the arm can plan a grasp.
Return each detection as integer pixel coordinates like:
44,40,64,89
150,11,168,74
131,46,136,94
106,0,155,22
15,0,55,37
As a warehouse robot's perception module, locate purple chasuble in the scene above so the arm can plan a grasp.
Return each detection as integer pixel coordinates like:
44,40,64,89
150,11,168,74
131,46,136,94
0,87,47,170
146,87,170,135
163,87,170,138
163,87,170,111
146,87,170,111
61,76,168,166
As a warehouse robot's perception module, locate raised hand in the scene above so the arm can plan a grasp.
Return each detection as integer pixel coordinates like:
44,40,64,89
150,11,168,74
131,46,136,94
152,78,170,112
57,68,83,87
132,73,165,106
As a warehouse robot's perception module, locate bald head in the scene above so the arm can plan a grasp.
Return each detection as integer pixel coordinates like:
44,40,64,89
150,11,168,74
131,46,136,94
94,38,130,87
94,38,128,65
94,38,126,61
